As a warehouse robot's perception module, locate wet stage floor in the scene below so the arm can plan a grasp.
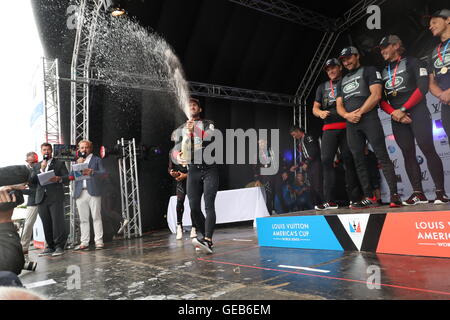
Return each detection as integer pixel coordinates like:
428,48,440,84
19,222,450,300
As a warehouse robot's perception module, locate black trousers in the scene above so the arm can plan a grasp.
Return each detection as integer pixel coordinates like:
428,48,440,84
347,114,398,198
442,103,450,151
38,195,67,250
0,222,24,275
176,179,187,225
392,103,445,192
306,160,323,206
321,129,361,202
187,165,219,239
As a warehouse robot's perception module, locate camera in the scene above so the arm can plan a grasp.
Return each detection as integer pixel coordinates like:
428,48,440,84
0,190,24,212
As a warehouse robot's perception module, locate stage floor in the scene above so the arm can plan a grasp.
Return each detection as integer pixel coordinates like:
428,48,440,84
19,212,450,300
281,202,450,216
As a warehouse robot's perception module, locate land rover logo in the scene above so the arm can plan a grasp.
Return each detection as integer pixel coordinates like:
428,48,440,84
343,81,359,94
385,76,404,90
434,56,450,69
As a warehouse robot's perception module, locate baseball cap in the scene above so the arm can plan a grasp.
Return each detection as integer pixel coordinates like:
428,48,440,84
429,9,450,19
377,35,402,49
338,46,359,60
423,9,450,24
323,58,341,70
189,97,200,106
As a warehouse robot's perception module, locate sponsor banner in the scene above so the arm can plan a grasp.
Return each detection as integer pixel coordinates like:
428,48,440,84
256,216,343,251
377,211,450,258
337,214,370,251
378,93,450,203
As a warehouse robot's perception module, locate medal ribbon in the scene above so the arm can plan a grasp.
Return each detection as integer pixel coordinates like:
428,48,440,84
329,80,335,98
388,56,401,89
437,40,450,65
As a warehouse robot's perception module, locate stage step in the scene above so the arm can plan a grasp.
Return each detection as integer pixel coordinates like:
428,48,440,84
256,208,450,258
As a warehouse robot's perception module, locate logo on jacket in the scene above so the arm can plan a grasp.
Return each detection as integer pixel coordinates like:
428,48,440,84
384,76,404,90
343,81,359,94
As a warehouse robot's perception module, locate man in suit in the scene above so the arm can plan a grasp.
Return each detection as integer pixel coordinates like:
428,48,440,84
72,140,106,250
20,152,39,254
30,143,69,257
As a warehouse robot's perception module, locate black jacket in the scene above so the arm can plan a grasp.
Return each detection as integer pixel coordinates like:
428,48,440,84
297,134,321,166
30,159,69,205
22,165,38,206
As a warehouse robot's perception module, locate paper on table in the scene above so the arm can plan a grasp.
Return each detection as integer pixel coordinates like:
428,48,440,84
37,170,55,186
72,163,91,181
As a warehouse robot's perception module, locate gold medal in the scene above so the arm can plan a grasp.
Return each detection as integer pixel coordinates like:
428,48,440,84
442,67,448,74
392,90,397,97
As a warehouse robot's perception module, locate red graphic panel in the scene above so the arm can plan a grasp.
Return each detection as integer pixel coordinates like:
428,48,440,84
377,211,450,258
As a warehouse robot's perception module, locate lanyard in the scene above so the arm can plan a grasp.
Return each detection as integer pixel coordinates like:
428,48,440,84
438,40,450,64
388,56,401,88
329,80,335,98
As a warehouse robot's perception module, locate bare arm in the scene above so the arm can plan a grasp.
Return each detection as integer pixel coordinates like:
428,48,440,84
358,83,382,115
312,101,329,119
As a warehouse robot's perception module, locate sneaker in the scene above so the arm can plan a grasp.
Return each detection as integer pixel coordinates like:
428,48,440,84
314,202,338,211
434,191,449,204
389,194,402,208
95,244,104,250
52,247,65,257
117,219,129,235
74,244,89,251
403,192,428,206
190,227,197,239
350,197,379,209
176,225,183,240
192,238,213,254
38,248,55,256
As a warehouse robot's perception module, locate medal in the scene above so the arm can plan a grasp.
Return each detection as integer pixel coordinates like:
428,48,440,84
388,56,401,97
437,41,449,75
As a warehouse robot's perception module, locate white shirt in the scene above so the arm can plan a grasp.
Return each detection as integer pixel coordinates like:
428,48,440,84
82,153,93,189
40,158,54,173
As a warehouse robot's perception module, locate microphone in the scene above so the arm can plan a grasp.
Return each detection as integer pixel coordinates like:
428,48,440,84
43,154,50,161
80,152,87,159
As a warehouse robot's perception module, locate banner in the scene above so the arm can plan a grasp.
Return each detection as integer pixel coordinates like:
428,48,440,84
378,93,450,202
256,215,343,250
377,211,450,258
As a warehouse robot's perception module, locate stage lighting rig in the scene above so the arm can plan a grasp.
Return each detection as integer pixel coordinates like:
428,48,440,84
100,143,161,160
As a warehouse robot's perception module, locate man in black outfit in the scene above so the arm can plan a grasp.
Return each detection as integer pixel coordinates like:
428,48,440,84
289,126,323,207
312,58,361,210
30,143,69,257
427,9,450,203
178,98,218,254
336,46,402,208
378,35,447,205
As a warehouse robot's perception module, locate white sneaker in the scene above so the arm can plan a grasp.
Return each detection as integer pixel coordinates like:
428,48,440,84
176,225,183,240
190,227,197,238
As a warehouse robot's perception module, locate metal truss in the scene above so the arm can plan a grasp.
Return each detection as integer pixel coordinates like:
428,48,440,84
42,58,62,144
118,138,142,239
228,0,335,32
189,82,295,106
68,0,109,246
68,69,297,107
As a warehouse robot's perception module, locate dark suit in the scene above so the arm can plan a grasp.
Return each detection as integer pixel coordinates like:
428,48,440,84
30,159,69,250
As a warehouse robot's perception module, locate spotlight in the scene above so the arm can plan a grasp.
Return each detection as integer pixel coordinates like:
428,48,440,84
111,8,125,16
